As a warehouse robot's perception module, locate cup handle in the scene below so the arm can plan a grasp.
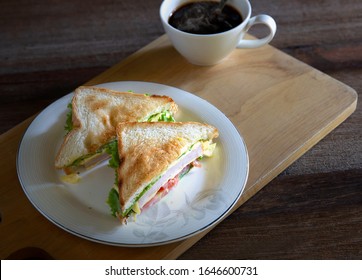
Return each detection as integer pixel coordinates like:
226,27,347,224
237,14,277,48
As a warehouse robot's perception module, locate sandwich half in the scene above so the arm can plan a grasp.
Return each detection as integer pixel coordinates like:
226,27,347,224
107,121,219,223
55,86,178,174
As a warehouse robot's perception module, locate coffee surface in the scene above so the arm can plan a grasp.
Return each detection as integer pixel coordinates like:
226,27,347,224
169,1,243,35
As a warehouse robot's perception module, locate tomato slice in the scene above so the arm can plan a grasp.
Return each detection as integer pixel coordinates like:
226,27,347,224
142,176,179,210
142,161,201,210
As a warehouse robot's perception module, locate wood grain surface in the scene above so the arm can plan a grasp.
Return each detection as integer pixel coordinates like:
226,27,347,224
1,0,361,259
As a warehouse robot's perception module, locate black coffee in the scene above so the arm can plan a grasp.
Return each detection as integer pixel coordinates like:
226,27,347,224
169,1,243,35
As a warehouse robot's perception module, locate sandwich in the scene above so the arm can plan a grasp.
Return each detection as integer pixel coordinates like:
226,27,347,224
106,121,219,223
55,86,178,175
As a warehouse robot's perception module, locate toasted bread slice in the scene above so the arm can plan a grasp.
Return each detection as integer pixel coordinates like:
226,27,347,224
55,86,178,170
116,121,219,216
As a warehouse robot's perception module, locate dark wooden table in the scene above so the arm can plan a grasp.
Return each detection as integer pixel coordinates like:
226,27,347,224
1,0,361,259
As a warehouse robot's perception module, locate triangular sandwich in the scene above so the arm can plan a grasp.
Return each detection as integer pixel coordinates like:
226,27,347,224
107,121,219,223
55,86,178,174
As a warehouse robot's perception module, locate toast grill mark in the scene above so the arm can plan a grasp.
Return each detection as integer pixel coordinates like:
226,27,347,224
89,98,108,111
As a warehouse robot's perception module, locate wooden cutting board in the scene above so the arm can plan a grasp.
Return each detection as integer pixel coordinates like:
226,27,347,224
0,35,357,260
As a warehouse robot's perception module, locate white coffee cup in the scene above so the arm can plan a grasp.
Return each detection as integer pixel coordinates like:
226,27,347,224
160,0,277,65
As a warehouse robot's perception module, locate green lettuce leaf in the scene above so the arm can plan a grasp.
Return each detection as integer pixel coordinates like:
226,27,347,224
103,140,119,169
64,102,73,133
146,110,175,122
107,188,121,218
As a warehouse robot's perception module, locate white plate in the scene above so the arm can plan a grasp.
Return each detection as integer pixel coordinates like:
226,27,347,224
17,81,249,247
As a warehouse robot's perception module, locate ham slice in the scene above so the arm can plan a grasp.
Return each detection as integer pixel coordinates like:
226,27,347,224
138,144,204,209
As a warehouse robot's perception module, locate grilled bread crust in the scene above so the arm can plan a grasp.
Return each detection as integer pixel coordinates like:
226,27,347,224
116,121,219,212
55,86,177,169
